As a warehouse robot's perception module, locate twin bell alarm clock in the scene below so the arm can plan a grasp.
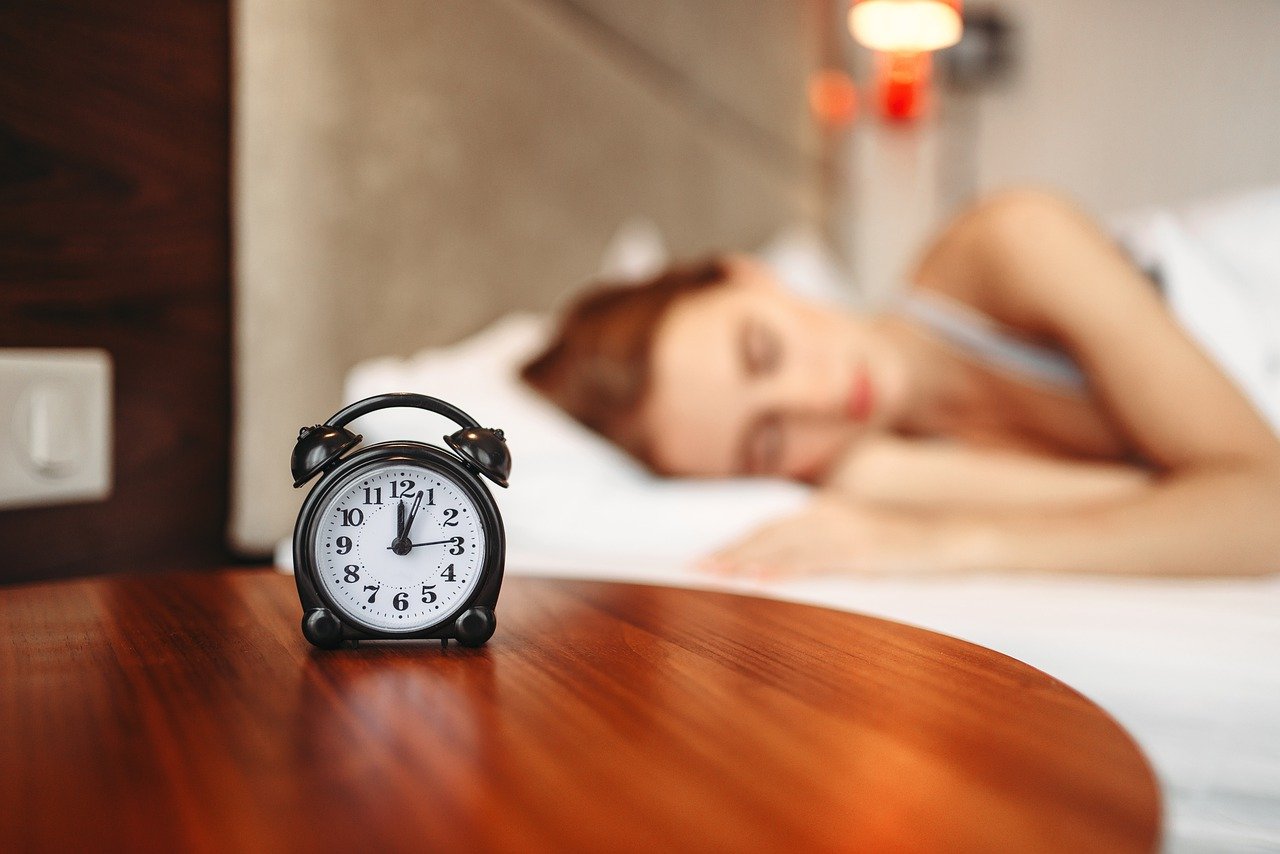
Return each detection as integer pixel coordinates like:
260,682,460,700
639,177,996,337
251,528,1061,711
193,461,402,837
290,393,511,649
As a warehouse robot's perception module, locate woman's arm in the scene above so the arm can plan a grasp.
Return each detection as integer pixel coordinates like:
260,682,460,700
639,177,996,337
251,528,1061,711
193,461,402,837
964,464,1280,575
708,189,1280,578
824,435,1152,511
706,466,1280,578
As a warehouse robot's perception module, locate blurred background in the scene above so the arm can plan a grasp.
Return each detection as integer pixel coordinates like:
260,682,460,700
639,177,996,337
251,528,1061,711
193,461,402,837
3,0,1280,581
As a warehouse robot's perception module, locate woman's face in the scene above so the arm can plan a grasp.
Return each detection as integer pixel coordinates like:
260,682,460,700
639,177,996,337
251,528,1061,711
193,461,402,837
640,257,909,480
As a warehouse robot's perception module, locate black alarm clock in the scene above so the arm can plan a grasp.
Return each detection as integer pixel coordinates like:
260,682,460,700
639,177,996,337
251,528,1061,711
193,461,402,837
290,392,511,649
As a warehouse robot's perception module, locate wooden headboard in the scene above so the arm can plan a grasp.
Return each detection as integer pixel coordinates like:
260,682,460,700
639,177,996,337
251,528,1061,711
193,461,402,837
232,0,829,552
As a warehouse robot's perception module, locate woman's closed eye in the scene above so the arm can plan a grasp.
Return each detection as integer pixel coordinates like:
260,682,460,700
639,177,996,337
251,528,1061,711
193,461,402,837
742,319,782,377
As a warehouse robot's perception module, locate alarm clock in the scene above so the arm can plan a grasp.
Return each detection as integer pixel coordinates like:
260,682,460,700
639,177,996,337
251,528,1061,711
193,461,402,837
290,392,511,649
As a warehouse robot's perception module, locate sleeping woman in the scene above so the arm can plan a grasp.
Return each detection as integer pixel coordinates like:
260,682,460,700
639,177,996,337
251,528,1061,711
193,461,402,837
521,189,1280,578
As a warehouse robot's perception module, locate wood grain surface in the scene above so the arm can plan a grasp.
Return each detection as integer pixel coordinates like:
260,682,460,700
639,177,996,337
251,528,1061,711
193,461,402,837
0,569,1160,852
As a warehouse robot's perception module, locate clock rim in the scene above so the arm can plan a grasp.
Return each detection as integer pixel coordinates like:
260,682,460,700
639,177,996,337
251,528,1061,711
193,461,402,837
293,442,505,639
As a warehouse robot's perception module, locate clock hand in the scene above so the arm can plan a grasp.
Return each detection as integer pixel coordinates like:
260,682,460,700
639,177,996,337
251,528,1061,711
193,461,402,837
390,497,415,556
403,490,424,536
385,537,461,550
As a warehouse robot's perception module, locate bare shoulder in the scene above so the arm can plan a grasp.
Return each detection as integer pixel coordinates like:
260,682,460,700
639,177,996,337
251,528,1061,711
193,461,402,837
912,187,1155,338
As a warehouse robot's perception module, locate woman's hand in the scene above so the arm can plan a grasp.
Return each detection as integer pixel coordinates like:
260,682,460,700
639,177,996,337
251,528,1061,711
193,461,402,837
698,496,978,579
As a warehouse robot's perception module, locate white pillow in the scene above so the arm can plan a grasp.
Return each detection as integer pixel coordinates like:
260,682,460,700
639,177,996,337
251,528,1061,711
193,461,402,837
595,215,856,305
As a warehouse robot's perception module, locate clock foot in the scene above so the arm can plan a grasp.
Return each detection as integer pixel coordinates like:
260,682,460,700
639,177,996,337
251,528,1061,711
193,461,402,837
302,608,343,649
454,606,496,647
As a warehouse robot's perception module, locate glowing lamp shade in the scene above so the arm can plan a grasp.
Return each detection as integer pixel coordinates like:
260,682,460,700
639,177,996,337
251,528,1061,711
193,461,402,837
849,0,963,53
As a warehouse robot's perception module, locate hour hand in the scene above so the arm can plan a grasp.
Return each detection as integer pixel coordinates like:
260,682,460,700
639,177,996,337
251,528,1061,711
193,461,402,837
391,498,411,555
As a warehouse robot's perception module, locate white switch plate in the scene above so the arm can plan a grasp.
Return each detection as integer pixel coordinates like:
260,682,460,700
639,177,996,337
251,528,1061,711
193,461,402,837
0,349,112,510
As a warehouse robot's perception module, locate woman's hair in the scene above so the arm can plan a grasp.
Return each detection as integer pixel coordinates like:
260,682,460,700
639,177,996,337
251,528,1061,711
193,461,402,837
521,257,730,470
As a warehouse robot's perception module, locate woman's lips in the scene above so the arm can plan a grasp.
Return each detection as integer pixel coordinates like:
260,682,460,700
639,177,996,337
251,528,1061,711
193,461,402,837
846,365,875,422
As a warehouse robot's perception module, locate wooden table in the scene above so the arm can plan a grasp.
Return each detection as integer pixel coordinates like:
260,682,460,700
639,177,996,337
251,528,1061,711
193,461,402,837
0,569,1160,852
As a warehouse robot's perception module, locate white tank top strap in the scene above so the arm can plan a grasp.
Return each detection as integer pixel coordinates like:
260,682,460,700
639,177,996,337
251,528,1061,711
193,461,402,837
892,290,1088,393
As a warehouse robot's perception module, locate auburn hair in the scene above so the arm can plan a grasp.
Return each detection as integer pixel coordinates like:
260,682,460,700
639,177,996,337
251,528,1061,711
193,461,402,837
521,258,730,470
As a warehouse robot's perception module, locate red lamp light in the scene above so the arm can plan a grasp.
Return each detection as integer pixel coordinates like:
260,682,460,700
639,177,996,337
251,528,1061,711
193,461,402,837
848,0,962,121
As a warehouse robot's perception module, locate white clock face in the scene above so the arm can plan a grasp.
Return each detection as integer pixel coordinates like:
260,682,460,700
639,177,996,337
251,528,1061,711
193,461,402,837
312,461,488,633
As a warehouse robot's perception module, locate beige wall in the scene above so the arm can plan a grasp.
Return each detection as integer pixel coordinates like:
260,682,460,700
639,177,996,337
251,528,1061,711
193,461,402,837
232,0,825,552
849,0,1280,300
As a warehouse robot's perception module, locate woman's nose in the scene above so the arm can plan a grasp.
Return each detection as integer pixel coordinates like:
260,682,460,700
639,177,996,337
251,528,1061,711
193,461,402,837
770,362,842,417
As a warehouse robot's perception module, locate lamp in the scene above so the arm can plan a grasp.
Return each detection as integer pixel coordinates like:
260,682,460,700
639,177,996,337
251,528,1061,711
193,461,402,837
848,0,963,121
849,0,962,53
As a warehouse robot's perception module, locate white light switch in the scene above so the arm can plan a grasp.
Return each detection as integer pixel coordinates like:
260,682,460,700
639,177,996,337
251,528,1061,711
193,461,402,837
0,349,112,509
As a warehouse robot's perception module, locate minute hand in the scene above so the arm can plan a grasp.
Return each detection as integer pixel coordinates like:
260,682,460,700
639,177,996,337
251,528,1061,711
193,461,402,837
403,490,424,535
385,538,459,550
